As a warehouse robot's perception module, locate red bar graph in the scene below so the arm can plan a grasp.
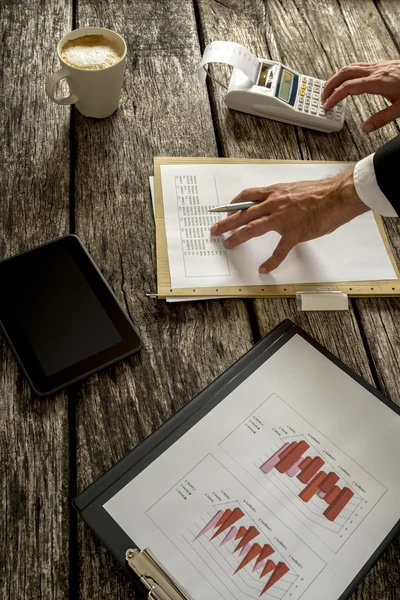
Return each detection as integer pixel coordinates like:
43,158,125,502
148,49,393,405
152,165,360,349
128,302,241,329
278,441,299,460
195,510,223,539
286,456,304,477
261,441,356,523
216,509,232,528
260,559,276,578
254,544,274,571
261,562,290,596
320,472,340,494
298,456,312,470
220,526,238,545
260,441,294,474
275,441,310,473
297,457,325,484
323,488,354,521
211,507,244,539
299,471,327,502
195,507,291,594
235,526,259,552
235,525,247,540
234,543,262,574
254,559,268,573
239,542,252,557
324,485,341,504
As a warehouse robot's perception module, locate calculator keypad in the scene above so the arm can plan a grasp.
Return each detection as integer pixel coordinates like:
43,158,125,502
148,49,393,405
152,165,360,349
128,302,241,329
297,77,344,122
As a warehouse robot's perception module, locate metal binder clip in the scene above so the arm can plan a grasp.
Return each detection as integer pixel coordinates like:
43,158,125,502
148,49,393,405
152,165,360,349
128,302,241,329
125,548,192,600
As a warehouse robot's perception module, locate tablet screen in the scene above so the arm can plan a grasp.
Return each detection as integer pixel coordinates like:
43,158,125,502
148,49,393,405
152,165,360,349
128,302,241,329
15,247,122,376
0,235,142,394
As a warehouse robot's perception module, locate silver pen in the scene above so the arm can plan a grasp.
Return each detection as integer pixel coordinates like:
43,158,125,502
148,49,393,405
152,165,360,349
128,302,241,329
209,201,261,213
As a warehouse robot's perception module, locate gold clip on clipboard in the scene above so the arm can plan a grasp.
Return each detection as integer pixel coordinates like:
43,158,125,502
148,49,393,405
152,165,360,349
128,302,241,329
125,548,192,600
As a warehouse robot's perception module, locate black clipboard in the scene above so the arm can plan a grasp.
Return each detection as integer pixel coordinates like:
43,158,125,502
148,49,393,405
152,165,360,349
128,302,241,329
73,319,400,600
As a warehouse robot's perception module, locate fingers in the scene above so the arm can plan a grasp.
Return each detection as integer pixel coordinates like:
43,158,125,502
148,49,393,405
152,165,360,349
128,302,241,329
223,216,276,249
211,200,272,235
363,101,400,132
259,236,296,274
322,64,373,101
323,77,385,110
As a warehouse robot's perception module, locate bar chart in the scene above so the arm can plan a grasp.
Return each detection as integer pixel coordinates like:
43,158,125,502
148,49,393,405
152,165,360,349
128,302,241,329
260,440,355,523
220,393,387,552
146,454,326,600
195,505,292,597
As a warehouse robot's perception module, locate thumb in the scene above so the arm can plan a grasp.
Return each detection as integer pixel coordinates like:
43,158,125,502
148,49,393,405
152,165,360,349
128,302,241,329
363,102,400,133
259,237,295,274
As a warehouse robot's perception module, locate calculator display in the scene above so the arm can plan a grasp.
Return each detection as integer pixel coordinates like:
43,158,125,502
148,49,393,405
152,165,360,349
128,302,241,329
278,69,294,102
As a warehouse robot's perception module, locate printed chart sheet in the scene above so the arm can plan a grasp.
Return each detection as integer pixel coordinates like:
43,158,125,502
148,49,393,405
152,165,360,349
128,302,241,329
160,163,397,288
104,335,400,599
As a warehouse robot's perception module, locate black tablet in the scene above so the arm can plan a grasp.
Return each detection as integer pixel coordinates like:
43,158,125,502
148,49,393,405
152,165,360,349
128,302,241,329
0,235,143,396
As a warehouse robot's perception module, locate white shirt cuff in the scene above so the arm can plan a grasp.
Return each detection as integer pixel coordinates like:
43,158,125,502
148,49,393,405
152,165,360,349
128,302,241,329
353,154,398,217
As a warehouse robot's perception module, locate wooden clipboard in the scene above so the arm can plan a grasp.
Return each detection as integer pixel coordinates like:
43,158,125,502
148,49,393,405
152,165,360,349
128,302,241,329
154,157,400,298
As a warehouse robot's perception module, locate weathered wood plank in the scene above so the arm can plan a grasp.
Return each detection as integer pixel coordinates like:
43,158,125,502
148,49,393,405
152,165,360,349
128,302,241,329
196,1,400,599
258,0,400,596
196,0,300,159
263,0,400,406
196,0,374,378
73,1,254,598
376,0,400,52
353,0,400,405
0,2,71,599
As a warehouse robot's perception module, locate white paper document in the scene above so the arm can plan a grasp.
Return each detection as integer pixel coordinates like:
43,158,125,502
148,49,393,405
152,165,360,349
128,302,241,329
150,176,227,302
104,334,400,600
160,163,396,289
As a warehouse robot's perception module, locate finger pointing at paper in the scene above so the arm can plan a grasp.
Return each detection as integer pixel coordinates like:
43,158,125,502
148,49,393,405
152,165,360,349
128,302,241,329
210,169,369,274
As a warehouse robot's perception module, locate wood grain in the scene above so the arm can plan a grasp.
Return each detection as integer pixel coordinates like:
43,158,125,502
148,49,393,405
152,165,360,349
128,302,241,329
260,0,400,406
2,1,398,599
0,1,71,599
376,0,400,52
351,0,400,406
195,0,300,160
72,1,253,598
196,1,400,598
196,0,374,378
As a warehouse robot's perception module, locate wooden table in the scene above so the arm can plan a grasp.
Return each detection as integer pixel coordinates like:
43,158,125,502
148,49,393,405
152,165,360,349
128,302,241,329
1,1,399,598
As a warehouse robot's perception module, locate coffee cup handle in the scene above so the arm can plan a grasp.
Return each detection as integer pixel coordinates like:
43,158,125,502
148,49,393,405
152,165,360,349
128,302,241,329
45,67,78,105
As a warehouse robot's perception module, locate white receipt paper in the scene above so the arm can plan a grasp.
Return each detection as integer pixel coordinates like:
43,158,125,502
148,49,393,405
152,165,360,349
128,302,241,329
104,333,400,599
197,41,260,86
160,163,396,289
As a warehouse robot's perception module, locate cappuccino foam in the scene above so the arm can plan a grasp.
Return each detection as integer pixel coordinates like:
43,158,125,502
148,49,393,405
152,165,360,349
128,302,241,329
61,35,122,70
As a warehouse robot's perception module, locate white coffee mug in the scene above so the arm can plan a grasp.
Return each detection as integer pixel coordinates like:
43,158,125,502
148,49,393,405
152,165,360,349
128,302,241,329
45,27,127,118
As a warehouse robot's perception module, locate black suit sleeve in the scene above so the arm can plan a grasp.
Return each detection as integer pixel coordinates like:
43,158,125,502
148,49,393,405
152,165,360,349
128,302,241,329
373,134,400,216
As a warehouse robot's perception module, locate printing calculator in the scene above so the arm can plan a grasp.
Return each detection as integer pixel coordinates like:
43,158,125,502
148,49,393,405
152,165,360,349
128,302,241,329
225,60,346,133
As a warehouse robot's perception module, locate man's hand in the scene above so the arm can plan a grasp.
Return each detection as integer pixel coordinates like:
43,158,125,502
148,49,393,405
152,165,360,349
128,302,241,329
210,169,369,274
321,60,400,132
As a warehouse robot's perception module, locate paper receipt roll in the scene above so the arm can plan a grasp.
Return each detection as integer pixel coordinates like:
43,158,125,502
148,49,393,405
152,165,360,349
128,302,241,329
197,41,260,86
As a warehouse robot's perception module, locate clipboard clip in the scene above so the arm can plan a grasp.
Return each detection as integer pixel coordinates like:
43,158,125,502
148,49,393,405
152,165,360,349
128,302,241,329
125,548,192,600
296,289,348,311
